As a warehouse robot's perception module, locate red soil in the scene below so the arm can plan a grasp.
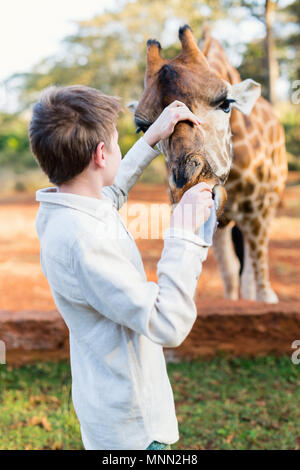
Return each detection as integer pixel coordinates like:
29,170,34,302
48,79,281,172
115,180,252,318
0,177,300,312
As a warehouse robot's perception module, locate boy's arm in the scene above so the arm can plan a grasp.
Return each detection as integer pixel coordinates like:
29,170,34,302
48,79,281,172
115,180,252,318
101,137,160,210
73,230,208,348
102,100,201,210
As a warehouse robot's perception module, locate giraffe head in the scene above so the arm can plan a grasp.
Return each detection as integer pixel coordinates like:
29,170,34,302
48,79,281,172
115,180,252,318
130,25,261,214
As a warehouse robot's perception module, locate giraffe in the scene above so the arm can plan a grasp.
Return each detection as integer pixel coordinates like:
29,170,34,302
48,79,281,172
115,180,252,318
130,25,287,303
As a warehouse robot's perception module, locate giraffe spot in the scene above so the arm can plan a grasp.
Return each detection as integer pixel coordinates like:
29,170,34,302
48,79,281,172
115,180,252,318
257,249,264,259
243,115,252,129
257,187,267,199
262,109,269,122
274,185,282,194
257,200,264,210
244,178,255,196
262,208,269,218
268,126,275,144
258,233,268,245
234,182,244,193
256,122,264,136
243,200,253,213
239,199,253,213
248,239,256,251
255,164,264,181
233,145,251,168
251,135,261,150
251,219,261,236
232,125,243,139
270,149,277,163
278,147,286,166
228,168,240,181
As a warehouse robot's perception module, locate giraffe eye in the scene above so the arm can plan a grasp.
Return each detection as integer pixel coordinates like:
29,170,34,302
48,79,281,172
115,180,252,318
218,99,236,113
134,117,152,134
136,125,149,134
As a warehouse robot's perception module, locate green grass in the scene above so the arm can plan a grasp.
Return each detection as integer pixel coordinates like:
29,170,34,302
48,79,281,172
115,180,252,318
0,356,299,450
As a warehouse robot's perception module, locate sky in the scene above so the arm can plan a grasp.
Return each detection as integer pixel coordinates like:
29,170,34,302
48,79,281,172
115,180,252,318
0,0,109,82
0,0,110,110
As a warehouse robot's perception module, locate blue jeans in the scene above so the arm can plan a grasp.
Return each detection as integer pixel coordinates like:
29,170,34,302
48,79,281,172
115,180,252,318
146,440,171,450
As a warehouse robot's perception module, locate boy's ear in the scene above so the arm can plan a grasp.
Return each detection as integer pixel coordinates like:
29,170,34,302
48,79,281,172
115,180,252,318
94,142,106,168
230,79,261,116
127,101,139,114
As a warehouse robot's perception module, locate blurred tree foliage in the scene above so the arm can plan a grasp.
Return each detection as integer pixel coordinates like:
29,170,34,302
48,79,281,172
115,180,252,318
16,0,224,107
279,0,300,81
238,40,269,98
277,0,300,168
0,113,37,172
1,0,299,178
236,0,298,98
2,0,225,176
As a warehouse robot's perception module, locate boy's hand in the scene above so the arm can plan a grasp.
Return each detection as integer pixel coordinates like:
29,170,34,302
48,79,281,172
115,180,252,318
170,182,214,235
143,100,201,147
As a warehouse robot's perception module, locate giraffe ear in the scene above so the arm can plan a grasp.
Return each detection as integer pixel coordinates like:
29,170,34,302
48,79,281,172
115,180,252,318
230,79,261,116
127,101,139,114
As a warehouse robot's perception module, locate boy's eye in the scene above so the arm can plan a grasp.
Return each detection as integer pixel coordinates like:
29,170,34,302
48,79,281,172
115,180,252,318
217,99,235,113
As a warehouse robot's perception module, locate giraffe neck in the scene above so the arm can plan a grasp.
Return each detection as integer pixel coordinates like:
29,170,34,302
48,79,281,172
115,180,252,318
202,36,241,85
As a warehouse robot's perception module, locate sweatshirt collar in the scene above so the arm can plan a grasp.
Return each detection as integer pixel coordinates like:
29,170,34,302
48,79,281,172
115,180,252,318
36,187,114,219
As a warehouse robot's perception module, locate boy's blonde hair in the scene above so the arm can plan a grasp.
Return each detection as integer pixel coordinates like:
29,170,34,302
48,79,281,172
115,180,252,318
29,85,122,185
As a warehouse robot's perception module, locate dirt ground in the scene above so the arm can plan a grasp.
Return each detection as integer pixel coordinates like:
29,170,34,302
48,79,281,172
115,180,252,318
0,174,300,312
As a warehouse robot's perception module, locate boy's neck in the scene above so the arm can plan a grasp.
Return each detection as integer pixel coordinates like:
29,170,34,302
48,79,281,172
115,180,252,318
58,177,104,200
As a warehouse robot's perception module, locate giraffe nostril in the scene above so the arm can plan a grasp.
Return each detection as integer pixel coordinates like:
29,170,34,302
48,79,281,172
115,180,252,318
172,158,199,188
172,169,186,188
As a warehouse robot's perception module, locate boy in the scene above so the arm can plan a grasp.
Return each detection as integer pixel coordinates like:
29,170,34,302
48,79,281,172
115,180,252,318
30,85,215,450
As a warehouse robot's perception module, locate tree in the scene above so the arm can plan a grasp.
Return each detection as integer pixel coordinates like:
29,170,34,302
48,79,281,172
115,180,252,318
227,0,280,104
265,0,278,104
11,0,224,110
279,0,300,82
237,40,268,98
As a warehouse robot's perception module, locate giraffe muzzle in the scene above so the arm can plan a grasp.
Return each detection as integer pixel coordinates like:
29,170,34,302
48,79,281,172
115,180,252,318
169,155,227,218
212,184,227,218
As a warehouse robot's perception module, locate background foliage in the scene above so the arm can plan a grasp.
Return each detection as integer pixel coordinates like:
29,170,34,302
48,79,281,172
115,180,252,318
0,0,299,190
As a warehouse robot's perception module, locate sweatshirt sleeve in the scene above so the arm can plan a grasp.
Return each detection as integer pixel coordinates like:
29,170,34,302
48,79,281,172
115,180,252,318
101,136,160,210
72,230,208,348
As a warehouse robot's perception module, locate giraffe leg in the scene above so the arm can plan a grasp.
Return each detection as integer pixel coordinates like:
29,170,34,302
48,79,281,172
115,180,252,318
240,238,256,300
243,212,278,303
213,223,240,300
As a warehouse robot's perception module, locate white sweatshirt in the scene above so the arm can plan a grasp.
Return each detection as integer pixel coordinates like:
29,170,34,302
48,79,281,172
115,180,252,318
35,136,210,450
